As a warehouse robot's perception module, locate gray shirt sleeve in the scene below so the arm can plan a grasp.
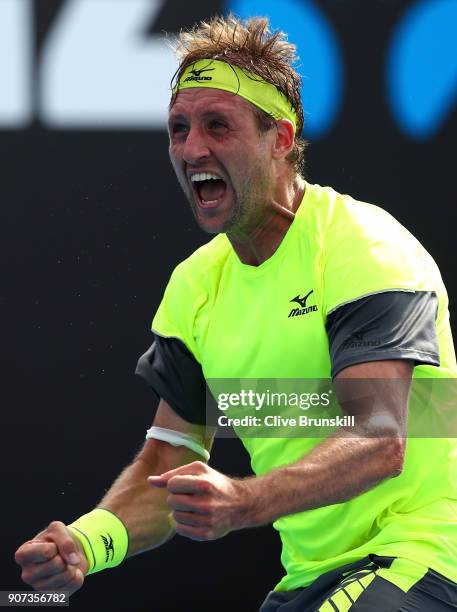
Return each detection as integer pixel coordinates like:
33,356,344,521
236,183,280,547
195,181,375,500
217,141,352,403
135,334,207,424
326,291,440,378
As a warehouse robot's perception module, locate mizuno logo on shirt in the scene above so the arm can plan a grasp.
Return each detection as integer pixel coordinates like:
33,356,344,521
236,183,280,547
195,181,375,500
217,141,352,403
342,331,381,350
288,290,318,317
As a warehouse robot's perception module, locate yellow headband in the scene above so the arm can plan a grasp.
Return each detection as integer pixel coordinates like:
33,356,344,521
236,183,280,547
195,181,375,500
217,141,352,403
175,59,298,133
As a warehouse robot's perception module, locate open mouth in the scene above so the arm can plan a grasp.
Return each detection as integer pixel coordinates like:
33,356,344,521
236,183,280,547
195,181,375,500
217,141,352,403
191,172,227,208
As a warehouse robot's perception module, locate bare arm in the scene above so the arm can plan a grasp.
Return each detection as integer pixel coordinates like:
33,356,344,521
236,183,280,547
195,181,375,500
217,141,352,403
99,400,214,556
15,400,214,590
239,359,411,527
150,360,412,540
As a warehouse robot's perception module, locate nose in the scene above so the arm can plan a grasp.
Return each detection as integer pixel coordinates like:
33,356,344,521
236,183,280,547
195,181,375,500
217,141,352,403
182,126,211,165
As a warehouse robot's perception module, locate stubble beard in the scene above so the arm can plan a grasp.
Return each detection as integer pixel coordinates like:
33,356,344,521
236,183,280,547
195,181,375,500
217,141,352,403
184,178,248,236
182,159,271,237
225,172,272,239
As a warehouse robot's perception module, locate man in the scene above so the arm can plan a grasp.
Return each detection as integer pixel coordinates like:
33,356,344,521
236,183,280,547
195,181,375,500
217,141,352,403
15,15,457,611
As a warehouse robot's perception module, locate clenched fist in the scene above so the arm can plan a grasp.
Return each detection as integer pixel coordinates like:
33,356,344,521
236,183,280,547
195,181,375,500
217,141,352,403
15,521,89,594
148,461,251,541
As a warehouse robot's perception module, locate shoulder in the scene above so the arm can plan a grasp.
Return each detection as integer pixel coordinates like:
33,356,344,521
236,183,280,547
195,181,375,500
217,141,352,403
156,233,232,325
302,183,444,312
303,182,417,246
171,233,232,287
152,235,232,360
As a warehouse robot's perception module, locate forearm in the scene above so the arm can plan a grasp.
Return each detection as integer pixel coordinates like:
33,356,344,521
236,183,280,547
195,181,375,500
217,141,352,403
154,364,411,542
239,433,404,528
95,455,175,558
75,401,214,558
238,364,411,528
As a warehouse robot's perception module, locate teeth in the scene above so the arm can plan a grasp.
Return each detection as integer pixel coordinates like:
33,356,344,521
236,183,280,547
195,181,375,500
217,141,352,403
190,172,221,182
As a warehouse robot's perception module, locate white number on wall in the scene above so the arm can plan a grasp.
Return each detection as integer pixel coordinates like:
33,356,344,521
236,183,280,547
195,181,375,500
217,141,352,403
39,0,176,128
0,0,32,127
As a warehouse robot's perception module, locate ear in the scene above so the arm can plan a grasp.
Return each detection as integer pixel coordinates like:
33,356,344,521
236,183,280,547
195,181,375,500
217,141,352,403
272,119,295,160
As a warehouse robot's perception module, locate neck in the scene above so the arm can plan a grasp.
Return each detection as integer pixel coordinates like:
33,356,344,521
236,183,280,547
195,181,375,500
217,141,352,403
227,176,305,266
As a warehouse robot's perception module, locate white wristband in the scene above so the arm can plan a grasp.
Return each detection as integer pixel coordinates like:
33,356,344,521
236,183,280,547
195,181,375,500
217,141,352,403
145,426,210,461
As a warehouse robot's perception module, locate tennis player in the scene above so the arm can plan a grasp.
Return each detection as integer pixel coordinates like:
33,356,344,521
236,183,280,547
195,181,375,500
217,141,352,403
15,15,457,611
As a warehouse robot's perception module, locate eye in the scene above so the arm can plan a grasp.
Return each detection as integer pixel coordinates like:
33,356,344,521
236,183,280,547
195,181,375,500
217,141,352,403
171,123,188,135
209,119,226,130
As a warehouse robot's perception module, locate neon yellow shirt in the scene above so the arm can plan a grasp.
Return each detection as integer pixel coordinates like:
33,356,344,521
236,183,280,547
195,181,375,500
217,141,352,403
152,182,457,590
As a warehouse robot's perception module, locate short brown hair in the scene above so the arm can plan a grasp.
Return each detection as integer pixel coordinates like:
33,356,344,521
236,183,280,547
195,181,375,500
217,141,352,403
169,14,308,176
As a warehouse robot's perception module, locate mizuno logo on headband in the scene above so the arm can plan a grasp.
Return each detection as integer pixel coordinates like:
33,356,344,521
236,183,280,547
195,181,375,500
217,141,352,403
175,59,298,133
184,67,215,82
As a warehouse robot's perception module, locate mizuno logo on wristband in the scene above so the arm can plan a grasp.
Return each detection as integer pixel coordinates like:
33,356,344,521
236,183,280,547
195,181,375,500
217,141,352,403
101,533,114,563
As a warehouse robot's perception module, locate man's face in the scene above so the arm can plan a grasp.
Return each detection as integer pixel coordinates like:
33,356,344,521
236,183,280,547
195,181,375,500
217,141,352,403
168,88,277,235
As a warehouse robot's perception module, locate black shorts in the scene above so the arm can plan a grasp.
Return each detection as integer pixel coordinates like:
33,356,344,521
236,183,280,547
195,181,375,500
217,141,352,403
259,555,457,611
